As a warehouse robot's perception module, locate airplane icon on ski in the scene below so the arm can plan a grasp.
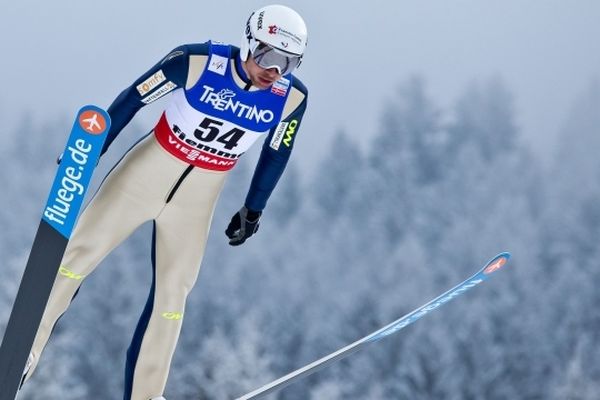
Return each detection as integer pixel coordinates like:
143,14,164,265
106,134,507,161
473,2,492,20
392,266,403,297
82,113,101,132
78,109,108,135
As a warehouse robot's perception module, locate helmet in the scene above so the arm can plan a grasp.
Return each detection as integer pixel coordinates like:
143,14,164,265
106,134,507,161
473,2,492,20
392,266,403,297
240,5,308,74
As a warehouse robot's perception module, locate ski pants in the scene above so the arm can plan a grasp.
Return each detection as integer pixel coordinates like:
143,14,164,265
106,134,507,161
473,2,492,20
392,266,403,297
27,133,228,400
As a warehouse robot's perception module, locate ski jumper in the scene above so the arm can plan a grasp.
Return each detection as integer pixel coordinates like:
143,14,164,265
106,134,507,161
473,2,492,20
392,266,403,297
26,41,308,400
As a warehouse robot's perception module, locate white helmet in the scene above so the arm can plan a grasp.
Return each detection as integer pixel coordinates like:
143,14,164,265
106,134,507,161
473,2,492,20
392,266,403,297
240,5,308,74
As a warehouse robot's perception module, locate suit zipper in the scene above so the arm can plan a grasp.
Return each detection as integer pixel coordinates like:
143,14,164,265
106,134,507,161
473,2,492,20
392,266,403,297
166,164,194,203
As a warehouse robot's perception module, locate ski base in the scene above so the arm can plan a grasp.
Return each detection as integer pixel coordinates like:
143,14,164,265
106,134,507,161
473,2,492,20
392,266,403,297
0,106,110,400
235,252,510,400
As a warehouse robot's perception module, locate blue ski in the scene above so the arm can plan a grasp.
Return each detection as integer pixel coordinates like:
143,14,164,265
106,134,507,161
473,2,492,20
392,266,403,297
236,252,511,400
0,106,111,400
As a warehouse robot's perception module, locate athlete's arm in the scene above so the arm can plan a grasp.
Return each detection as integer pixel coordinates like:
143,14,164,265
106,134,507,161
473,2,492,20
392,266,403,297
101,45,194,154
244,79,309,212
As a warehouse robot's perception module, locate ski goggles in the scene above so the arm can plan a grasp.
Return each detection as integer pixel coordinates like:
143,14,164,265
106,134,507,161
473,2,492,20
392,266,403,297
249,41,302,75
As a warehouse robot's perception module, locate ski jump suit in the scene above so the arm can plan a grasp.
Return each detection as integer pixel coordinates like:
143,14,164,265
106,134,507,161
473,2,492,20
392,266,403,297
27,41,308,400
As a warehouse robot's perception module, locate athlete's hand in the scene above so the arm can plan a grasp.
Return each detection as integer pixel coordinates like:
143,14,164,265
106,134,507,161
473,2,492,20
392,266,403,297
225,206,262,246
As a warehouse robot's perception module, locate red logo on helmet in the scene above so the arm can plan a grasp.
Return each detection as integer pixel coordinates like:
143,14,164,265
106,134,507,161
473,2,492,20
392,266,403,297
268,25,278,34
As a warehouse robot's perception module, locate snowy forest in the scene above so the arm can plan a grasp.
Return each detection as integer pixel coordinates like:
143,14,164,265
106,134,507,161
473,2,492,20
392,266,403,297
2,76,600,400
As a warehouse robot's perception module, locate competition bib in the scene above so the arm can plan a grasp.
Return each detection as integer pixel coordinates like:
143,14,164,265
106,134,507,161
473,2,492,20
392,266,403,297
155,41,291,171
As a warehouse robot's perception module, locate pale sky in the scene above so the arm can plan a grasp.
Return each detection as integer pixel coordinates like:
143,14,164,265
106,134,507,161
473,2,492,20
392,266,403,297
1,1,599,170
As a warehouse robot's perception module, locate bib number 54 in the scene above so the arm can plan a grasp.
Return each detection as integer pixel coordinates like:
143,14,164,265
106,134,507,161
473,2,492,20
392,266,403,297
194,117,245,150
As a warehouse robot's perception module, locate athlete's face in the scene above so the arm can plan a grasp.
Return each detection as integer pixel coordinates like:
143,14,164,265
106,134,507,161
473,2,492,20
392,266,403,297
243,55,282,89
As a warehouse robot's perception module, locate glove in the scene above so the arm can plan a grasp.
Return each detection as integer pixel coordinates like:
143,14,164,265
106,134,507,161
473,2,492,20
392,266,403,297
225,206,262,246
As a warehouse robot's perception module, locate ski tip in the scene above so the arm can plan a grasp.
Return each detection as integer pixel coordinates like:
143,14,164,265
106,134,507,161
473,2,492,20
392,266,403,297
482,252,511,275
77,104,109,114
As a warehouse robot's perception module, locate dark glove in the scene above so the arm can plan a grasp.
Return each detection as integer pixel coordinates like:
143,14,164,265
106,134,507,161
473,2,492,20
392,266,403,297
225,206,262,246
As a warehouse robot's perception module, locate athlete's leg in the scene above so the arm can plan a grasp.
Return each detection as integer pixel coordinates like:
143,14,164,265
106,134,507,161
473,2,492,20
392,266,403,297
26,135,182,380
126,168,227,400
